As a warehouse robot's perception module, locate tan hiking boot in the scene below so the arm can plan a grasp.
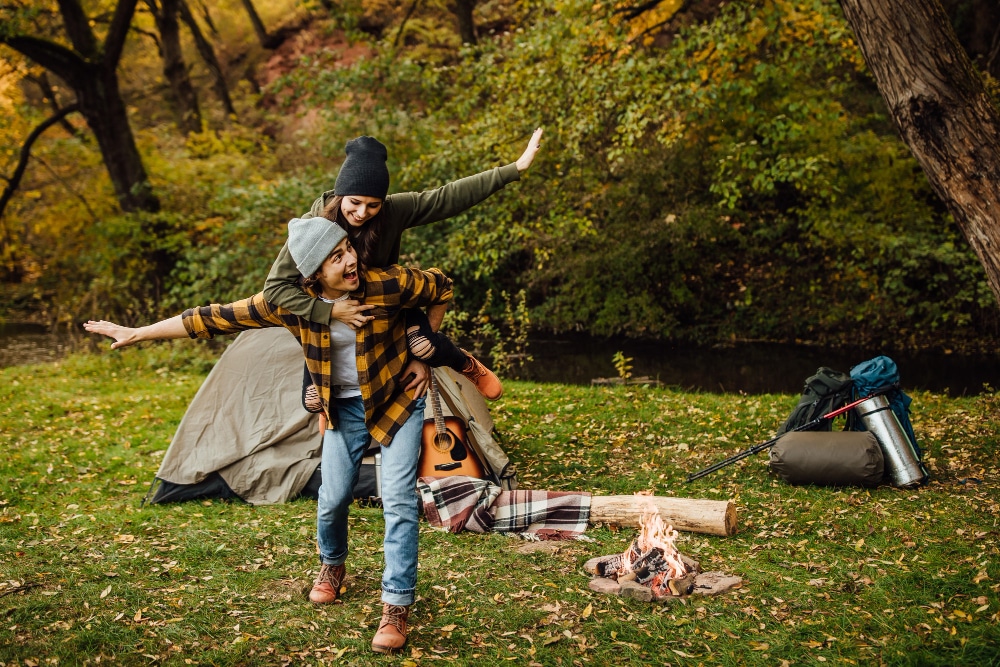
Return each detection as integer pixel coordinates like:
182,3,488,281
308,563,346,604
460,350,503,400
371,603,410,654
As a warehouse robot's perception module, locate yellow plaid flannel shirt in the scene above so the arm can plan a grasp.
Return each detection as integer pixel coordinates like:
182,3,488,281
182,265,453,446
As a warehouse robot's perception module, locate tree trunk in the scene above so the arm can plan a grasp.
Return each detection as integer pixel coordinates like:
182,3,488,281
2,0,160,213
838,0,1000,305
76,63,161,212
448,0,478,45
239,0,278,49
178,0,236,119
147,0,202,134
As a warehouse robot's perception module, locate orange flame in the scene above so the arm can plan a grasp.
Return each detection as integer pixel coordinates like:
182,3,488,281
621,505,688,581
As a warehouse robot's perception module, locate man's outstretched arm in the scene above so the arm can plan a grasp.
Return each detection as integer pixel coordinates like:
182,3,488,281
84,316,188,350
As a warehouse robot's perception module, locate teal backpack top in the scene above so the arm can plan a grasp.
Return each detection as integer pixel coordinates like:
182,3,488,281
849,355,921,458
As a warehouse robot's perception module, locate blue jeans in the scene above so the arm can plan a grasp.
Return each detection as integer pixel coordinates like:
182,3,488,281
317,395,424,607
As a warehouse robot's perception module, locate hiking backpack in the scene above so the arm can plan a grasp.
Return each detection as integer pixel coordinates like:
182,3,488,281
776,367,854,436
848,355,922,459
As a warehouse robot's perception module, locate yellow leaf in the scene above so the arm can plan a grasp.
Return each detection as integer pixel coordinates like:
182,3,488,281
100,585,111,599
581,603,593,619
440,624,457,632
750,641,769,651
133,610,143,621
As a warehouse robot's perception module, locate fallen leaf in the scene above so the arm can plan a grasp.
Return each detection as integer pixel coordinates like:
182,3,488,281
100,585,111,599
581,604,593,619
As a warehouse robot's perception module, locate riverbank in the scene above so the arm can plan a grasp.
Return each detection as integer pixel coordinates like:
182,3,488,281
2,349,998,664
3,325,998,395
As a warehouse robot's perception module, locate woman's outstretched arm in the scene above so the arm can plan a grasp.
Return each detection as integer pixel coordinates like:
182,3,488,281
84,316,188,350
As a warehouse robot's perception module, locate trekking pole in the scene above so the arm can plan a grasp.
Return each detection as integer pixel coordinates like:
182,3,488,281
685,394,873,483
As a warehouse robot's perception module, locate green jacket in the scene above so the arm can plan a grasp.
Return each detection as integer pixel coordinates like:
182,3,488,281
263,162,521,324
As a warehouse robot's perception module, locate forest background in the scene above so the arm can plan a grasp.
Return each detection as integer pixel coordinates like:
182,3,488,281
2,0,1000,355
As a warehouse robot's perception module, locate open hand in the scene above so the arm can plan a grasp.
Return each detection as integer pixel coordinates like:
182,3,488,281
84,320,139,350
515,127,543,173
331,299,375,329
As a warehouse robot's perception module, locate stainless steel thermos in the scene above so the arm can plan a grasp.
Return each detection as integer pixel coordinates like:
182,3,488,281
855,394,925,488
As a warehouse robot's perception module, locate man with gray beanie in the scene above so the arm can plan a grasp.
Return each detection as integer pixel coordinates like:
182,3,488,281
85,214,454,654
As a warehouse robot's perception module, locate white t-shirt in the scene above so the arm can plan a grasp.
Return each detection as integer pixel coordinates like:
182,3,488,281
320,294,362,399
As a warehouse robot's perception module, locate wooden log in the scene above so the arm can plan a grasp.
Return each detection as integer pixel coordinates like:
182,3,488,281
589,495,737,537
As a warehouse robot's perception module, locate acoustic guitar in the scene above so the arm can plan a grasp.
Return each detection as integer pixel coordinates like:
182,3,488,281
418,372,486,479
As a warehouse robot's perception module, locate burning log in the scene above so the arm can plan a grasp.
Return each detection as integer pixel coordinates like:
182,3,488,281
589,495,737,536
586,504,743,602
588,506,698,600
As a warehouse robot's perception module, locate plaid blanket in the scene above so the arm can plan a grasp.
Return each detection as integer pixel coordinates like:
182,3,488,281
417,476,592,540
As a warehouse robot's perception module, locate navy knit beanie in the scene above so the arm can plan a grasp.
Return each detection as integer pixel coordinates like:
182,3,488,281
334,136,390,199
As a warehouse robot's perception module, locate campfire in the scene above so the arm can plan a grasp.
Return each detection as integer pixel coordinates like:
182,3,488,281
586,501,741,602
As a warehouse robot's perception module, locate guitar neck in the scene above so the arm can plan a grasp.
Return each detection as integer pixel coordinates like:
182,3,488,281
430,373,446,434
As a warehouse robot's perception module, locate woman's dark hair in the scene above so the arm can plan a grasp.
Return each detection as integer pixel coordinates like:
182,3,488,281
323,195,381,267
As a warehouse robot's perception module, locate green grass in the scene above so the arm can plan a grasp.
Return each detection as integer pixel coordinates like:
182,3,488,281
2,346,999,665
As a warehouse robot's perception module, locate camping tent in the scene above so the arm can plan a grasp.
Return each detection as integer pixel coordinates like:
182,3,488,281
146,327,515,505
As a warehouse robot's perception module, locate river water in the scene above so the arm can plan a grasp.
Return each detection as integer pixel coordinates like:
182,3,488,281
0,323,74,369
512,336,997,396
2,324,996,396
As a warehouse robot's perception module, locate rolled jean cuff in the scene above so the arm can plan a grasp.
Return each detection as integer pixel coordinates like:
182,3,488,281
381,586,415,607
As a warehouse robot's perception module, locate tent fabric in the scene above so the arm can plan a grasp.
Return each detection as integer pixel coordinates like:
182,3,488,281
155,327,322,505
152,328,514,505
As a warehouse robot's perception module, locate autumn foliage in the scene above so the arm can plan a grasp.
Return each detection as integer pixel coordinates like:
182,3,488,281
1,0,998,352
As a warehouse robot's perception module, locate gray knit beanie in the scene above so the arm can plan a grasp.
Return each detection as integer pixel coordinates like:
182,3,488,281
333,136,390,199
287,217,348,277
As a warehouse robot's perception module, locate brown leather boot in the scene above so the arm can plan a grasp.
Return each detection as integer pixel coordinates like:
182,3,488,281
308,563,346,604
459,350,503,400
371,603,410,654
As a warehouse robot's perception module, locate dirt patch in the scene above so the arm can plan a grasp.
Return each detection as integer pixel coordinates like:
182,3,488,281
259,577,310,602
256,22,374,140
258,24,373,90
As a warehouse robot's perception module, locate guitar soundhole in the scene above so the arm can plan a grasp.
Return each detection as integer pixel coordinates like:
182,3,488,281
434,432,468,460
